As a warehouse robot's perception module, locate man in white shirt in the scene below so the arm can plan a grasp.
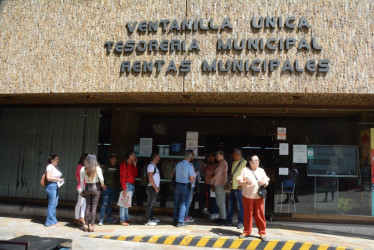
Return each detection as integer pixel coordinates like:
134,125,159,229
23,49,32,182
145,152,161,226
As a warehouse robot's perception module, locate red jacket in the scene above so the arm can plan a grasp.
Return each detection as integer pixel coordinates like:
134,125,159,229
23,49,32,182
119,161,138,190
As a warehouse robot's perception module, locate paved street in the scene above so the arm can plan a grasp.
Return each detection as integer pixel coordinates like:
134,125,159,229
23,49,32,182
0,214,373,249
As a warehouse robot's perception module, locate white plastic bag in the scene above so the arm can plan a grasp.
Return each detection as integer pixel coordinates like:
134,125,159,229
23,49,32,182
117,191,132,208
210,189,216,198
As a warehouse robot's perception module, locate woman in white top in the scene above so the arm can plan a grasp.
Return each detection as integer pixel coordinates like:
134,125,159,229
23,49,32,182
45,154,64,227
79,154,105,232
237,155,269,240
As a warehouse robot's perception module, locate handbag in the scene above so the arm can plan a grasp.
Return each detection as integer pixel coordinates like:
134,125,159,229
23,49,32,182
40,172,47,187
251,169,267,199
224,159,244,193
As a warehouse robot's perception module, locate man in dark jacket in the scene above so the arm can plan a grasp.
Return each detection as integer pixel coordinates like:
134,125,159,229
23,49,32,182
98,153,120,225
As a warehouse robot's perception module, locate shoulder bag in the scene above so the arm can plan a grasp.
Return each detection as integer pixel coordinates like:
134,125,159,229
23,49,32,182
224,159,243,193
251,169,267,199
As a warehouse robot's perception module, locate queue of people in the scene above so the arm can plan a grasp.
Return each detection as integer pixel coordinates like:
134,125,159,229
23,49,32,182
43,148,270,240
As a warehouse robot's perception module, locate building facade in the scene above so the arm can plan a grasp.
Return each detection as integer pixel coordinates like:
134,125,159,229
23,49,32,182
0,0,373,222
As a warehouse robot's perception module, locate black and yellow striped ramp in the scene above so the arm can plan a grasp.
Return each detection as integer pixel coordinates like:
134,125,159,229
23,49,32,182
83,234,359,250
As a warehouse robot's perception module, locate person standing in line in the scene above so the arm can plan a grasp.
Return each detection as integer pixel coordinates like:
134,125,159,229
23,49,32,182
203,153,219,219
184,162,197,223
45,154,64,227
119,150,138,226
173,150,195,227
98,153,119,226
79,154,104,232
212,150,228,224
223,148,246,229
237,155,269,240
74,153,87,227
145,152,161,226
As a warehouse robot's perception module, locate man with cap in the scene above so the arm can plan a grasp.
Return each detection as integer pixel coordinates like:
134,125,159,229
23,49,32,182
98,153,120,225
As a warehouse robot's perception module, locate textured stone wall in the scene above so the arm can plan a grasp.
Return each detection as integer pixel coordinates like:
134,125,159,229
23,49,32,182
0,0,373,95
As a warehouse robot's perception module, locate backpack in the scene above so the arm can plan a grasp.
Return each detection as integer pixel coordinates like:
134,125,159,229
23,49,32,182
141,163,157,186
40,172,47,187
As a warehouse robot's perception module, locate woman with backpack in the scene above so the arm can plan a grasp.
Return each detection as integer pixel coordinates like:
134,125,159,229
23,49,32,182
44,154,64,227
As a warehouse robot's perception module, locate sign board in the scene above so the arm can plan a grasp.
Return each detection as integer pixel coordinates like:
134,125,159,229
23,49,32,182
279,143,289,155
186,131,198,156
293,144,307,163
307,145,358,177
279,168,289,176
139,138,153,157
186,131,199,140
277,127,287,140
133,144,140,156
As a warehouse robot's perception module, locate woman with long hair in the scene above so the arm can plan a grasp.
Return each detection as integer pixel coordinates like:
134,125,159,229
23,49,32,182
45,154,64,227
79,154,105,232
74,153,88,226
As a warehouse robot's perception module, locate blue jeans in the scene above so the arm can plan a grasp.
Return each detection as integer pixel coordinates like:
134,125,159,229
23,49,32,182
45,182,59,226
119,183,134,222
226,189,243,224
99,187,117,223
185,187,194,218
173,183,189,224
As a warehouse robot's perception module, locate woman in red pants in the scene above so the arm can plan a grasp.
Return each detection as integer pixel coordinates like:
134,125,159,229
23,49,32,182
237,155,269,241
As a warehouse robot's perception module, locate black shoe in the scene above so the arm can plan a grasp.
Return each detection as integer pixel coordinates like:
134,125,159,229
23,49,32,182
177,222,188,227
214,218,225,224
221,222,233,227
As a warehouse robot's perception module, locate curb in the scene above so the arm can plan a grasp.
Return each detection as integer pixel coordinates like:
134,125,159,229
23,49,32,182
82,234,360,249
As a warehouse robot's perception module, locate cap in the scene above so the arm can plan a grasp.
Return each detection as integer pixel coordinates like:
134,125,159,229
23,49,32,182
109,153,117,158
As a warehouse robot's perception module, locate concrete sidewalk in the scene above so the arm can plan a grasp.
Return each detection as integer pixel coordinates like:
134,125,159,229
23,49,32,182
0,214,373,250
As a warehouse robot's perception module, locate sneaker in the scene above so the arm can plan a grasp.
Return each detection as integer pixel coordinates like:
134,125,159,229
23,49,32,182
106,218,117,223
151,218,160,223
209,213,218,220
184,217,194,223
98,222,103,226
176,222,188,227
203,208,209,215
145,220,157,226
237,223,244,229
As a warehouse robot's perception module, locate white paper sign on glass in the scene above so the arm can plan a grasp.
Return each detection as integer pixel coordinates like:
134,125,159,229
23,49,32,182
293,144,308,163
279,168,289,175
279,143,289,155
186,131,199,140
139,138,153,157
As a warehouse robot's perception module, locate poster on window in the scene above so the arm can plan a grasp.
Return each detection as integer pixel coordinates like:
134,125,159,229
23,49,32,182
139,138,153,157
277,127,286,140
293,145,307,163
